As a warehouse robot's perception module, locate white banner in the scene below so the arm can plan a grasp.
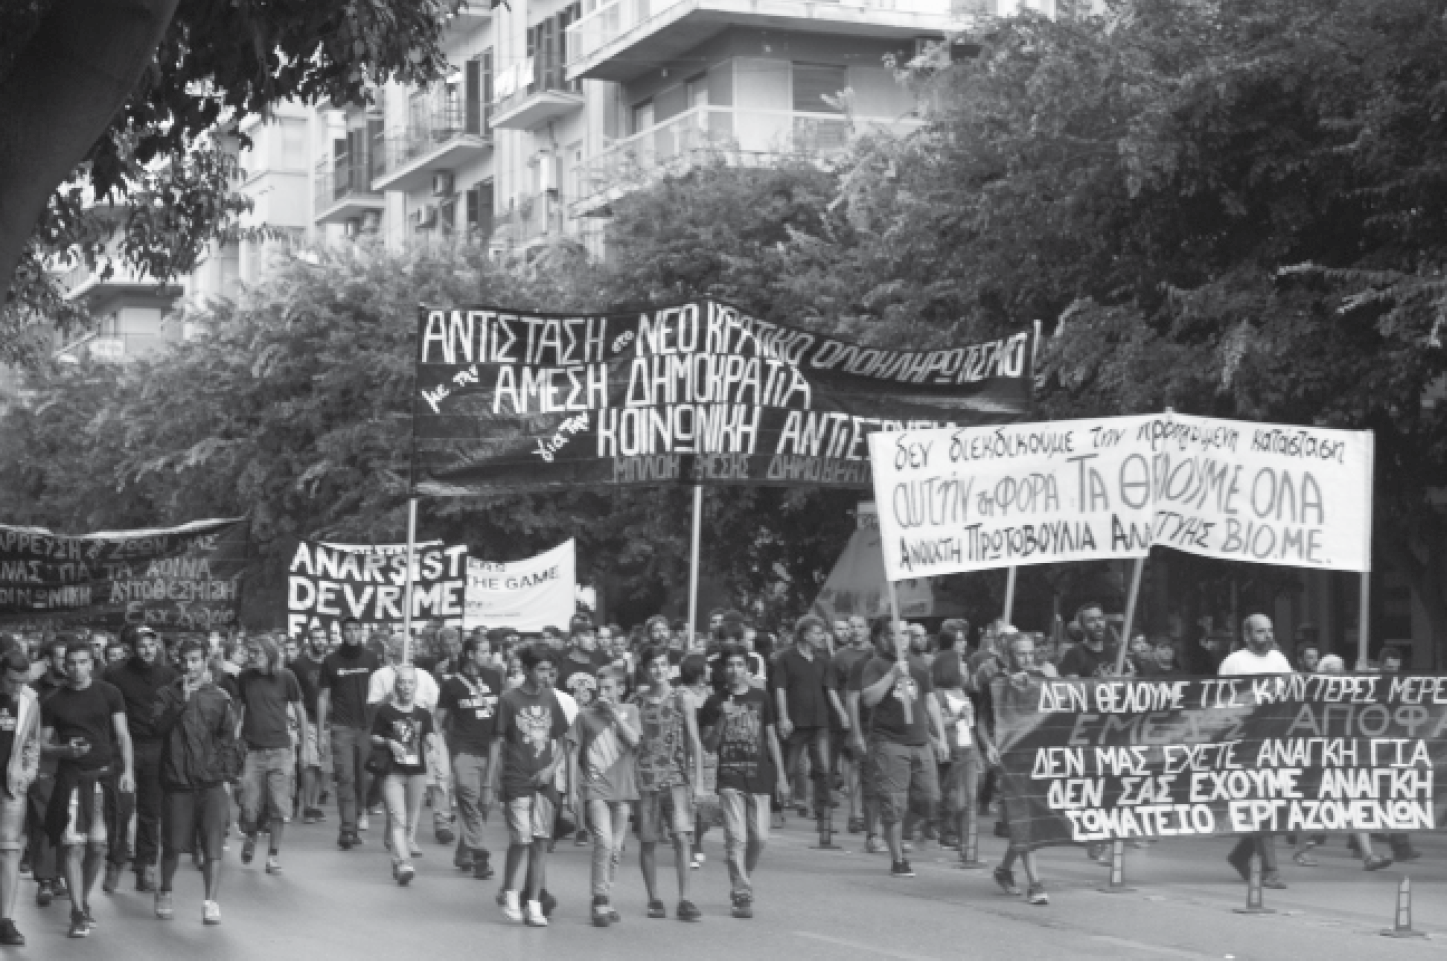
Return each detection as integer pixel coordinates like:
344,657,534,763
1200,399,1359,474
868,414,1373,581
464,539,577,632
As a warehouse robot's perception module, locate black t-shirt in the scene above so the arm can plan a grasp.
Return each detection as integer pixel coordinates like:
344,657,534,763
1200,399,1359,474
497,686,568,801
322,644,381,729
237,668,302,749
41,681,126,770
1057,642,1132,678
774,648,833,729
437,668,504,755
558,650,608,708
701,687,777,794
290,653,325,717
0,694,17,774
371,703,434,776
860,655,933,746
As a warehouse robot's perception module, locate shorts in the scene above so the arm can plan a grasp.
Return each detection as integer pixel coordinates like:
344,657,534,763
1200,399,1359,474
869,740,940,825
0,792,25,852
636,784,693,844
505,792,556,846
162,786,230,861
62,783,107,847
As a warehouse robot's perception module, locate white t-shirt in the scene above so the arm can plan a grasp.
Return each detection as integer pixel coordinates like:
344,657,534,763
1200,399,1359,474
367,665,440,709
1217,647,1293,677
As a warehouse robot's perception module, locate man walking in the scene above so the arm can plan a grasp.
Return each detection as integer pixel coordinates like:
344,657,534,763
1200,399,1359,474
700,646,787,919
318,618,379,850
291,626,328,823
151,639,239,925
0,650,41,945
101,626,176,893
568,667,640,927
1220,614,1292,889
773,616,835,828
27,638,69,909
436,635,503,880
236,634,308,875
39,641,135,938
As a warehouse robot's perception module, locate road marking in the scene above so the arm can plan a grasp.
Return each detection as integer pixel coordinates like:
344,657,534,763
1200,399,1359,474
794,931,940,960
1091,935,1213,960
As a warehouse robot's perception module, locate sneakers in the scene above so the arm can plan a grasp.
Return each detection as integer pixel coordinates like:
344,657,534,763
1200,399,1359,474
1026,882,1050,905
396,863,416,886
1261,874,1288,890
52,878,69,900
265,855,282,875
525,900,548,927
1364,855,1393,872
540,890,558,917
890,860,915,878
338,832,356,851
136,866,157,892
35,881,52,907
676,899,702,922
0,918,24,946
241,836,257,864
647,899,667,919
592,898,612,927
454,851,473,871
994,865,1021,896
864,835,885,853
847,817,865,834
731,897,754,919
155,891,174,920
68,910,90,938
690,854,702,870
203,900,221,925
357,814,370,831
501,890,523,922
303,807,324,824
473,852,494,880
575,828,590,847
435,824,455,845
102,862,121,893
901,840,915,854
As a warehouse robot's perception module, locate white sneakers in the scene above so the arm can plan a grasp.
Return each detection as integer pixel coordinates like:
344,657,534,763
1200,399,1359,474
357,814,370,831
501,890,523,922
202,900,221,925
525,900,548,927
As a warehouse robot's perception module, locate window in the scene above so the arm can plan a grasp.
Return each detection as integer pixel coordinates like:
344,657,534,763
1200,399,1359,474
527,4,582,94
480,49,495,128
467,180,496,238
465,58,482,134
792,62,847,113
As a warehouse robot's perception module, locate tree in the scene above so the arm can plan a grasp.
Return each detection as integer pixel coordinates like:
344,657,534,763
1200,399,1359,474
0,0,458,365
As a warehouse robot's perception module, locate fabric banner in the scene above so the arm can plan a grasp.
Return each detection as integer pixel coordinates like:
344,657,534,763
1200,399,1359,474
286,540,467,637
0,518,249,633
993,673,1445,849
411,301,1035,494
868,412,1374,579
464,539,576,632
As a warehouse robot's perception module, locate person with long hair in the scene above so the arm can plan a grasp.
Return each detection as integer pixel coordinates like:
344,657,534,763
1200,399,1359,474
235,634,309,875
371,666,438,886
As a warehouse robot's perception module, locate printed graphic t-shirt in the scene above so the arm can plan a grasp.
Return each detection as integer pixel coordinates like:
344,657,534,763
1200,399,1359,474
700,687,776,795
497,686,568,801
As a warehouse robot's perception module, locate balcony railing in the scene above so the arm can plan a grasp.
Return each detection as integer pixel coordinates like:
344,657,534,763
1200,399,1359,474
567,0,957,68
56,261,162,298
373,101,487,184
572,106,919,213
494,191,571,248
314,152,379,209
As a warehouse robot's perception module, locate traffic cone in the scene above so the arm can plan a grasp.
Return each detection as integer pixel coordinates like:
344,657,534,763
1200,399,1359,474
1233,854,1276,915
958,811,985,869
1097,839,1136,893
1380,877,1425,938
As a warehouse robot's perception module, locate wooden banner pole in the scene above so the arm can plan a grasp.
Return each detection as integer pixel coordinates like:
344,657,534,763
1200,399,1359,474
687,485,702,640
1113,556,1145,676
1003,566,1018,626
401,497,418,665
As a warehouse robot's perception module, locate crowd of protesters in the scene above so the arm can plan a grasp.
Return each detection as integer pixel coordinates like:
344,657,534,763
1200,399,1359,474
0,603,1421,942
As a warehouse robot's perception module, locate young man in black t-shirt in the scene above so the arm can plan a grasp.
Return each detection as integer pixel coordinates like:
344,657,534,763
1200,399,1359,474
317,618,380,849
435,635,503,879
556,615,608,710
700,646,787,919
39,642,134,938
236,635,307,874
773,616,835,826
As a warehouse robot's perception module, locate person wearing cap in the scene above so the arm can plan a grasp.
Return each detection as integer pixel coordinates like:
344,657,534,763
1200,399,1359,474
101,626,177,895
557,615,609,711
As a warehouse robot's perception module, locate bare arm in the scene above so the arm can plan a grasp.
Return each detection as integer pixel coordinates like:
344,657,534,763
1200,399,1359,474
774,687,793,738
925,692,949,757
112,712,135,794
316,688,331,733
683,699,704,793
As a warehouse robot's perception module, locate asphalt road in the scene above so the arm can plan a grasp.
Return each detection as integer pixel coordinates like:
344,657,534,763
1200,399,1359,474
8,806,1447,960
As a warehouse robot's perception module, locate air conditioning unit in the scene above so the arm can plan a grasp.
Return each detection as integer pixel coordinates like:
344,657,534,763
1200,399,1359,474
432,171,455,196
343,217,361,238
411,205,438,231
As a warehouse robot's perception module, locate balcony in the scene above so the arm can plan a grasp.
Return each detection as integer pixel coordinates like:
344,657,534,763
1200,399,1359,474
567,0,963,82
490,58,585,131
493,191,572,250
571,105,919,215
372,102,491,193
54,332,175,365
313,152,385,225
57,261,178,302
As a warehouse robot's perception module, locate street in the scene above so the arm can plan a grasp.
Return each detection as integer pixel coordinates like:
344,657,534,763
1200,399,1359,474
9,808,1447,960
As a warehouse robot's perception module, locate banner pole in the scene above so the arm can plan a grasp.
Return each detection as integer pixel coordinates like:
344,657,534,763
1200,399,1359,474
1357,571,1371,672
687,485,702,639
402,497,418,665
886,579,912,725
1003,566,1018,625
1113,556,1145,676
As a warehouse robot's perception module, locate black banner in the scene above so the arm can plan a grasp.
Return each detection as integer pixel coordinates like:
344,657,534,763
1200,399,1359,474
411,301,1034,494
0,518,249,633
994,673,1446,847
286,540,467,637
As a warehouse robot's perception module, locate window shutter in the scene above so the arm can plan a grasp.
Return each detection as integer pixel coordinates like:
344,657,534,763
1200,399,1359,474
465,58,481,133
792,63,847,113
481,49,494,128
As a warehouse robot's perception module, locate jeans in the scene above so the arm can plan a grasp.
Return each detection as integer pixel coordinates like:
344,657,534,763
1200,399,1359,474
939,746,979,844
784,726,831,816
330,725,371,836
25,770,57,881
719,789,770,901
241,746,296,832
112,741,164,869
381,772,426,863
451,751,490,853
584,798,631,899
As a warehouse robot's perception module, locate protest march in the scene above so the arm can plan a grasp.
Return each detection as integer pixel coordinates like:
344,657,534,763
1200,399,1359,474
0,298,1437,956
